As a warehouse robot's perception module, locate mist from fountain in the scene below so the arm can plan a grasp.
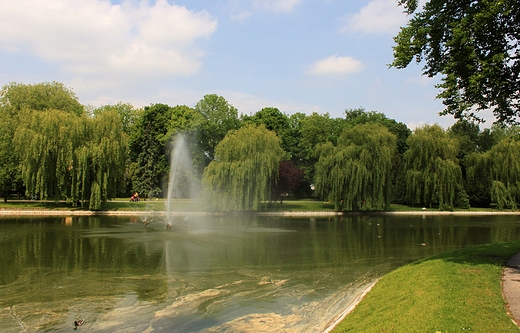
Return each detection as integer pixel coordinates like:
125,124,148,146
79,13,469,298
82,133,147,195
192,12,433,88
165,134,199,226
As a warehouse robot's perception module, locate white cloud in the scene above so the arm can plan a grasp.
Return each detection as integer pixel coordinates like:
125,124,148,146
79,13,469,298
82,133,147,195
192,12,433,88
254,0,302,13
307,55,364,76
0,0,217,80
342,0,408,35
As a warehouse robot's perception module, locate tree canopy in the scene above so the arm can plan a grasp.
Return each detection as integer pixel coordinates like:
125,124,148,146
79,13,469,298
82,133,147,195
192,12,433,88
0,81,84,116
466,132,520,209
202,124,284,211
315,123,397,211
404,124,462,210
128,103,173,198
195,94,240,165
392,0,520,124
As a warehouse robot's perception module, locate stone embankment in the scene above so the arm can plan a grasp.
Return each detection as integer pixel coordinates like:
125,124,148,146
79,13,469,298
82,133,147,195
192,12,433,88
0,209,519,216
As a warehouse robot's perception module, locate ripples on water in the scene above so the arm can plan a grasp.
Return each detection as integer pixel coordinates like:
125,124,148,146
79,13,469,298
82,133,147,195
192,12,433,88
1,214,520,332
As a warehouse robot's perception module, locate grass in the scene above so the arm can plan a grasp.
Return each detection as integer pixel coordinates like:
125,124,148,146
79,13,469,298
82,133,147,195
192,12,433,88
332,242,520,333
0,198,509,213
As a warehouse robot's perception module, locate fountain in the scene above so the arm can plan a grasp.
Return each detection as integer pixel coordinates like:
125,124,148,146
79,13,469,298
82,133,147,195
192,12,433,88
164,134,200,227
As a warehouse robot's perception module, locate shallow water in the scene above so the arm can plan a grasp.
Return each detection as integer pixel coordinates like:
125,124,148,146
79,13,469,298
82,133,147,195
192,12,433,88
1,214,519,332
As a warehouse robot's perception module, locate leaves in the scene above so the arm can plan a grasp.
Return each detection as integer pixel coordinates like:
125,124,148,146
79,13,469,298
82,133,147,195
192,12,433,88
315,123,397,211
404,124,462,210
202,125,284,211
392,0,520,124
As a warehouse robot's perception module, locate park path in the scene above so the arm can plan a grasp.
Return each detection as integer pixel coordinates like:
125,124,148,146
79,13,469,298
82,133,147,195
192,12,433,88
503,252,520,326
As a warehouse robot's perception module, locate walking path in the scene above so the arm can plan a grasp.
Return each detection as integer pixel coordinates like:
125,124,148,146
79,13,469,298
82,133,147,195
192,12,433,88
503,252,520,326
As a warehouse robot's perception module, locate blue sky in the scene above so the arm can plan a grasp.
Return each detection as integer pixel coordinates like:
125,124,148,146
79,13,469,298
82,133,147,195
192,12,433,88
0,0,475,129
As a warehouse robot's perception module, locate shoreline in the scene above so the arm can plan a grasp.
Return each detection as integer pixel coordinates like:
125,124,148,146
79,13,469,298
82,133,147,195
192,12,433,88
321,279,379,333
2,209,518,331
0,209,519,216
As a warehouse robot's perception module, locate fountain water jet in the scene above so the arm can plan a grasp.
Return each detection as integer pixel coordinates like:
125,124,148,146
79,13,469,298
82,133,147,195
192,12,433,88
165,134,199,226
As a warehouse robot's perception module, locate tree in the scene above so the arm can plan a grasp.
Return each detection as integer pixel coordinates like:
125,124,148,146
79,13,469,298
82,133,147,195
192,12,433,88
0,82,85,201
315,123,396,211
0,81,84,116
297,112,345,189
392,0,520,124
14,108,127,210
272,160,305,201
128,104,173,198
344,108,411,203
404,124,462,210
93,102,138,135
466,133,520,209
202,124,284,211
195,94,240,165
244,107,292,154
76,109,128,209
0,109,21,201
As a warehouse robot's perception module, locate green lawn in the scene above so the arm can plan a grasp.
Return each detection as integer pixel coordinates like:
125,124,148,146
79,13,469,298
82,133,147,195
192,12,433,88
0,198,509,213
332,242,520,333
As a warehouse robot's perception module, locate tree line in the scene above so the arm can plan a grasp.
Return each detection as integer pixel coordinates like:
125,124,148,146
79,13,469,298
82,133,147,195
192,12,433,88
1,81,519,211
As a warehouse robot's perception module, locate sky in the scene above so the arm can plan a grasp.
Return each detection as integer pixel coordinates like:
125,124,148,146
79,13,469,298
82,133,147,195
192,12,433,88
0,0,480,129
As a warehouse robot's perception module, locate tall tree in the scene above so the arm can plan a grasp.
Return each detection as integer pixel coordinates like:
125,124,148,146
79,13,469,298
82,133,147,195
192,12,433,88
75,109,128,209
202,124,284,211
297,112,345,189
344,108,411,204
128,104,173,198
93,102,138,135
1,81,84,116
195,94,240,165
405,124,462,210
245,107,292,154
466,133,520,210
392,0,520,124
315,123,396,211
14,108,127,209
0,82,85,201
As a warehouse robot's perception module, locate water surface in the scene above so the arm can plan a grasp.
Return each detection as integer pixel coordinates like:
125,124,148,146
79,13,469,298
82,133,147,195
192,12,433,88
1,214,519,332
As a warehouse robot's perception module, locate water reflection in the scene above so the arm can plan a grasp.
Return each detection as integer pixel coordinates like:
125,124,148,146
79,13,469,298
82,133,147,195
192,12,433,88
1,214,520,332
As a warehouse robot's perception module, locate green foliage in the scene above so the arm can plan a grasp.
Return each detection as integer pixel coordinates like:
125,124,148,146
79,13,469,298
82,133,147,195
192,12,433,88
93,102,138,135
195,94,240,164
392,0,520,124
128,103,173,198
296,112,345,186
0,81,85,201
315,123,396,211
0,81,84,116
13,108,127,210
405,124,462,210
202,124,284,211
344,108,411,204
466,135,520,209
243,107,292,155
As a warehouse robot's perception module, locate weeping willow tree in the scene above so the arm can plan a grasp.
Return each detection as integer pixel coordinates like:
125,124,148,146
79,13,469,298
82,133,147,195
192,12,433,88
73,110,128,209
14,108,127,209
466,136,520,210
404,124,462,210
202,124,284,211
314,123,396,211
14,109,85,201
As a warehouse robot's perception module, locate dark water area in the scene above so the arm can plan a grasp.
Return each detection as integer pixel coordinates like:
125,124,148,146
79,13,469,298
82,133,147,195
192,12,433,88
1,214,520,332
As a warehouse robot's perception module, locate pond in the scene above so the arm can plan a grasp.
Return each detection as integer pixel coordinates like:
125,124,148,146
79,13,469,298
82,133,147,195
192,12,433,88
1,213,520,332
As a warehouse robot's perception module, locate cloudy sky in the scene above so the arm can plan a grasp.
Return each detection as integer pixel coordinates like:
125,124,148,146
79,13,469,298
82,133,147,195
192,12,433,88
0,0,464,128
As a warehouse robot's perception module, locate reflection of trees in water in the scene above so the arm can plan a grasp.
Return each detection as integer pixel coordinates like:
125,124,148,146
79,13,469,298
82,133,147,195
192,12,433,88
2,214,520,330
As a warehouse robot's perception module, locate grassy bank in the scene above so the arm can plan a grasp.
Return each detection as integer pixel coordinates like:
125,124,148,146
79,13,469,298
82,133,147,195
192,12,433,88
332,242,520,333
0,198,507,213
